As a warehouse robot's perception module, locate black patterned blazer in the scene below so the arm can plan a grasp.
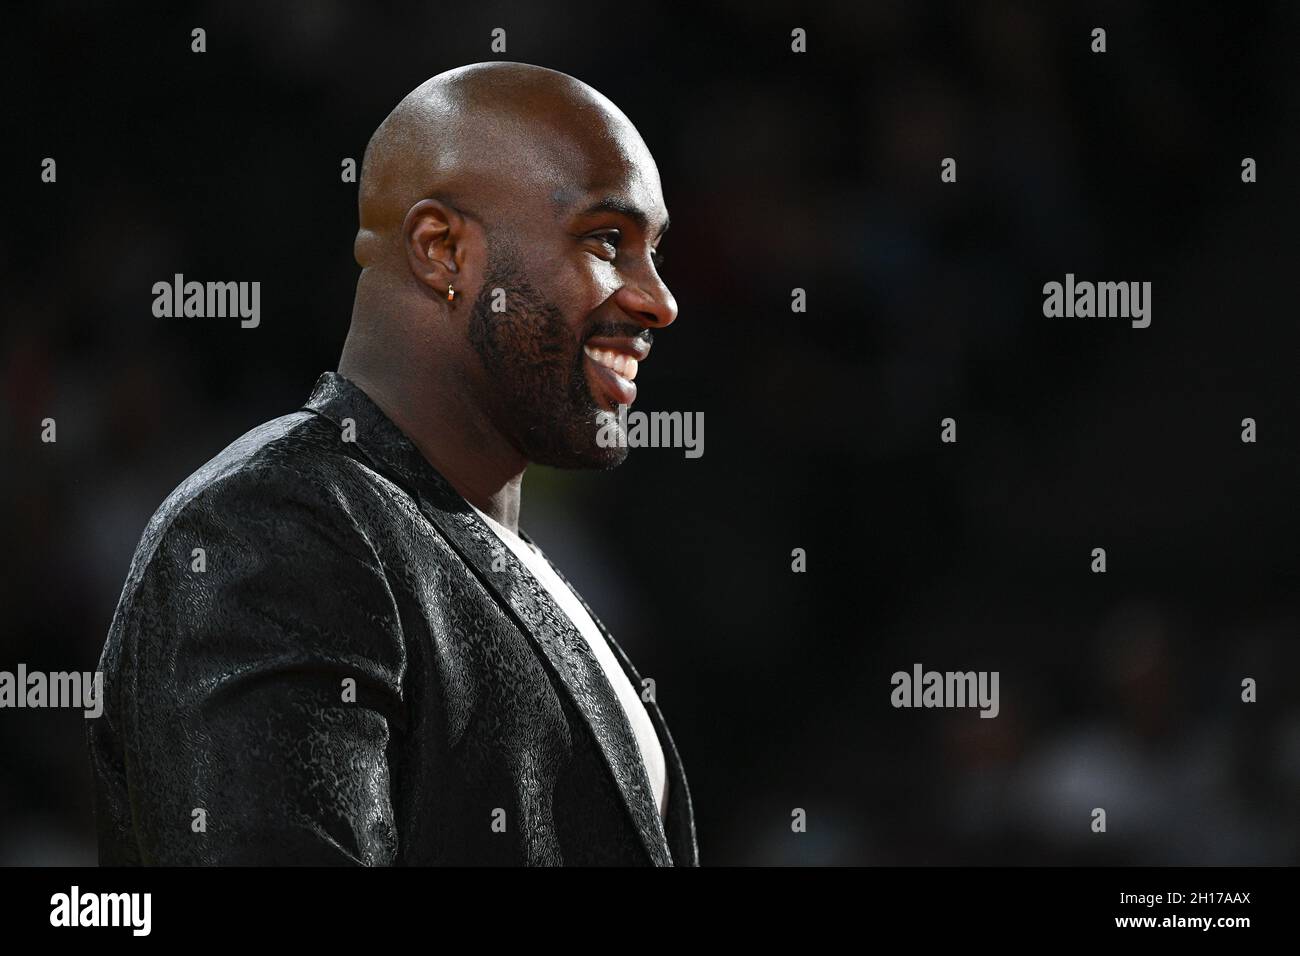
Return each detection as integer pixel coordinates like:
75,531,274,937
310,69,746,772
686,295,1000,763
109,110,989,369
87,371,698,866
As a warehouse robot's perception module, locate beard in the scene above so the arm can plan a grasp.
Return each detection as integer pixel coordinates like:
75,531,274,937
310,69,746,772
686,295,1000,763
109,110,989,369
467,238,628,469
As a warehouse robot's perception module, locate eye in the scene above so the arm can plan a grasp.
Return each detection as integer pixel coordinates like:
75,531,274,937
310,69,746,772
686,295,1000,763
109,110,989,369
587,230,621,258
651,247,666,272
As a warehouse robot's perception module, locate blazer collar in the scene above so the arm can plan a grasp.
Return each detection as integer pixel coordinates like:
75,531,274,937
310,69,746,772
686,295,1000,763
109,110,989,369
301,371,683,865
525,536,700,867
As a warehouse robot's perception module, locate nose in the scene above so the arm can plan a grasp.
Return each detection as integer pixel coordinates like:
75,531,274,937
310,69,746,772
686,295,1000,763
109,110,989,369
613,272,678,330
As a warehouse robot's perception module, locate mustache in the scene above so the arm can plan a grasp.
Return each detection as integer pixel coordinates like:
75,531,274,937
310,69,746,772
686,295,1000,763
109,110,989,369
584,320,653,347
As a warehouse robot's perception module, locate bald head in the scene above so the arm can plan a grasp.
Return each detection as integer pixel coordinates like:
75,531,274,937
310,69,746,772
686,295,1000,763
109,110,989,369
340,62,677,495
354,62,658,269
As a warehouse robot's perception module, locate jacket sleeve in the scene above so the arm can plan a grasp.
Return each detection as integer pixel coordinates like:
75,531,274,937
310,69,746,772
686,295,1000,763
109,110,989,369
113,467,408,865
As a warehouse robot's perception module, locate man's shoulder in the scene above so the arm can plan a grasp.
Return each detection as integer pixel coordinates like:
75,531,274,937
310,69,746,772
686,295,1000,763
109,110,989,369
133,406,400,569
162,408,346,509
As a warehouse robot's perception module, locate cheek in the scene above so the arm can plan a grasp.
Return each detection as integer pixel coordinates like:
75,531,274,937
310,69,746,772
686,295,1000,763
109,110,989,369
560,256,619,313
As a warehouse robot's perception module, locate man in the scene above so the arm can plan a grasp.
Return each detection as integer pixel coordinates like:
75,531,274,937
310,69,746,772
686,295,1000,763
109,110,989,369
87,62,696,865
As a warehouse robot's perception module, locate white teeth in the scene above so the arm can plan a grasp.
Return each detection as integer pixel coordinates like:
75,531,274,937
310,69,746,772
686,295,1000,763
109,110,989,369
583,346,639,382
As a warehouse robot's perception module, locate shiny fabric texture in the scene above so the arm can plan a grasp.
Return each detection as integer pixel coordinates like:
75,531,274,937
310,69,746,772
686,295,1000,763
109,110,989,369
87,371,699,866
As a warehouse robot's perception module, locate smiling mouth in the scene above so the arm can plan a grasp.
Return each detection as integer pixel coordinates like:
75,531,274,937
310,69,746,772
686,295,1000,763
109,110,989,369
583,345,640,408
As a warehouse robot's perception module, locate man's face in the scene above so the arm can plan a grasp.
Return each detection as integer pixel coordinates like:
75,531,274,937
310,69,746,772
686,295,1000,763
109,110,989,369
466,149,676,469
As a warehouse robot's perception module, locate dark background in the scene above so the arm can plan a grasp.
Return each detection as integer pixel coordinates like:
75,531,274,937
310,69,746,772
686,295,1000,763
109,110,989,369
4,0,1298,865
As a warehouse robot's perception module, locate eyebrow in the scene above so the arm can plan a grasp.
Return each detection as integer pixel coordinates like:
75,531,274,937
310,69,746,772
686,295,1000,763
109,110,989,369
576,196,670,239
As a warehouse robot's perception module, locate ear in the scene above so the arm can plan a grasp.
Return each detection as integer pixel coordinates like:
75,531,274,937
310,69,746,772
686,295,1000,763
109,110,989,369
403,199,467,298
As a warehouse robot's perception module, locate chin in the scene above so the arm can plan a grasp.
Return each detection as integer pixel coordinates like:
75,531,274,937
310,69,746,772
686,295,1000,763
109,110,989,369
513,414,628,470
587,442,630,470
581,409,631,468
532,438,629,471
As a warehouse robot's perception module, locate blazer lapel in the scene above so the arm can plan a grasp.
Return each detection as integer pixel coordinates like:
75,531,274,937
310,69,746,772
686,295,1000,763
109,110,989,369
302,372,673,866
525,538,700,867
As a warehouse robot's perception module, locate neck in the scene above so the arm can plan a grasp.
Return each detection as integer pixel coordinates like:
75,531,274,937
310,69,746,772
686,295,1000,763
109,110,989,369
338,299,527,532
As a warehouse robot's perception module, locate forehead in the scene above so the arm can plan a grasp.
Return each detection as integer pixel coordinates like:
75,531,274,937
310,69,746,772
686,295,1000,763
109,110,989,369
538,115,667,229
469,91,668,237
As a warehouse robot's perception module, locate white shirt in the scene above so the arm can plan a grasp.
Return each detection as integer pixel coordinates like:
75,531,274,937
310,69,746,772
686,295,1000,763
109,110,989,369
470,505,668,821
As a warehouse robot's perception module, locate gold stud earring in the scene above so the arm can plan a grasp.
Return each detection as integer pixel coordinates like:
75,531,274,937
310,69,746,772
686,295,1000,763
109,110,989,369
447,284,456,303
